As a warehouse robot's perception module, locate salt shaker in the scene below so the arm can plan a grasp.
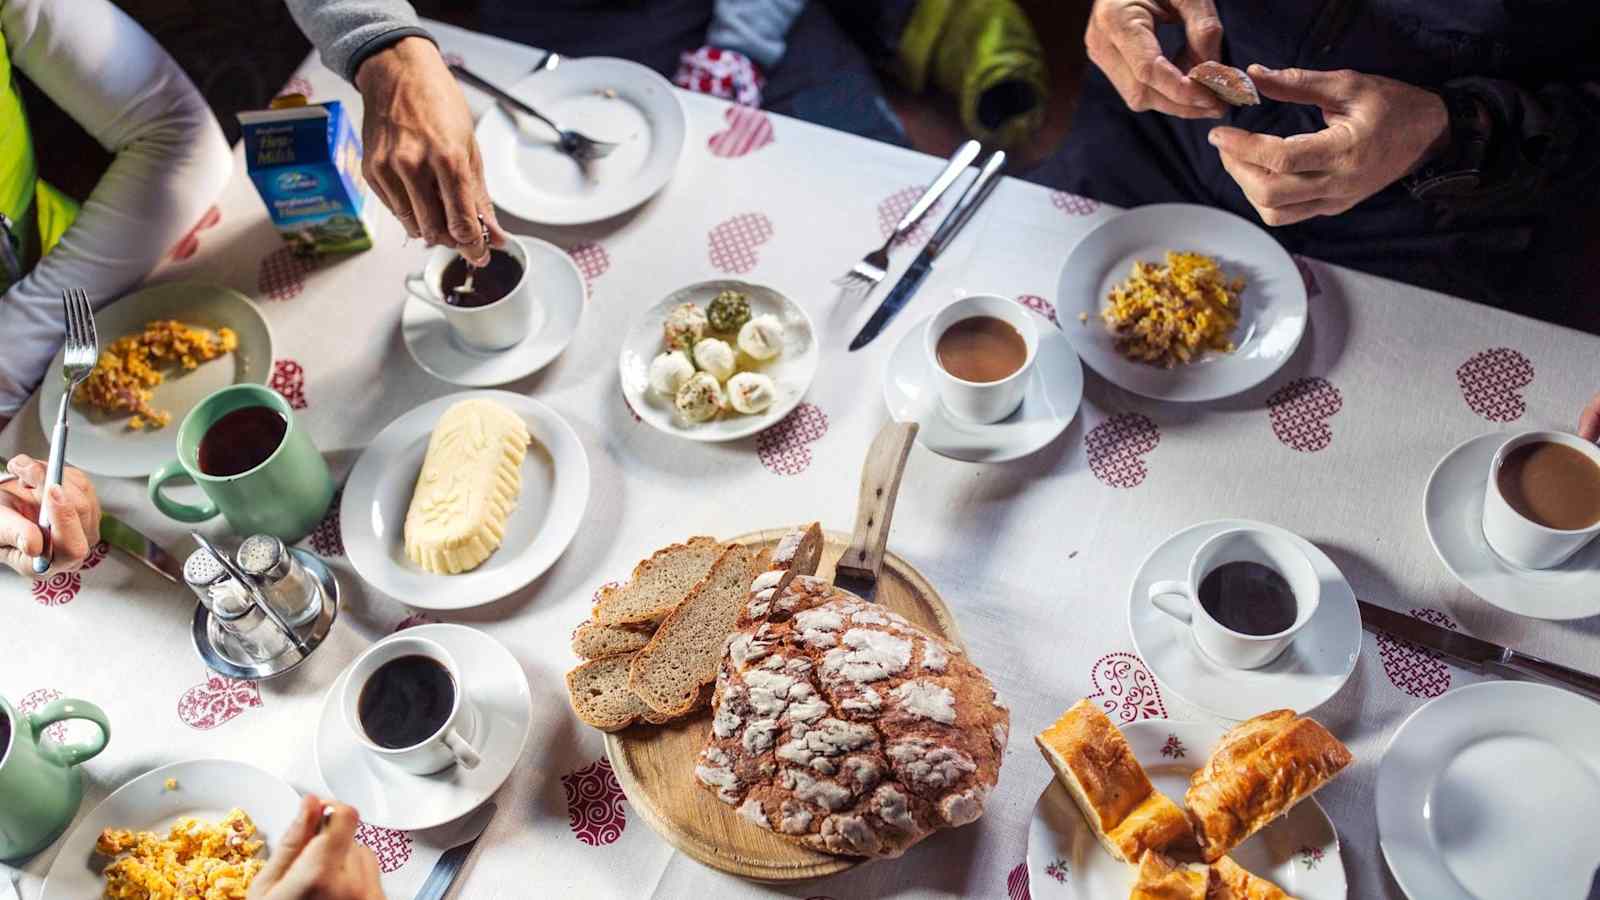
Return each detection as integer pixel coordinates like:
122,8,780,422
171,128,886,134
236,534,321,628
183,548,290,661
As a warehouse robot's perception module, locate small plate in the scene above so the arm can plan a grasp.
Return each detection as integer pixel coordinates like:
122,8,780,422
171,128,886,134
313,624,533,831
1027,720,1346,900
1128,519,1361,719
1423,433,1600,620
36,282,273,478
619,280,818,443
883,310,1083,463
41,759,301,899
340,390,589,609
1378,681,1600,900
401,235,585,386
477,57,687,225
1057,204,1306,403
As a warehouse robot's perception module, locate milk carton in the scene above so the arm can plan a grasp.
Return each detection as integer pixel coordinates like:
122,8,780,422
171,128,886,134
238,99,375,255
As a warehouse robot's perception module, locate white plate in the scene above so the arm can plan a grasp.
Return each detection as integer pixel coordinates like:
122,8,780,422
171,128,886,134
41,759,301,899
883,310,1083,463
1423,433,1600,620
1128,519,1361,719
476,58,686,225
314,624,533,831
1057,204,1307,402
402,235,586,386
619,280,818,443
1377,681,1600,899
340,390,590,609
1027,720,1346,899
36,282,273,478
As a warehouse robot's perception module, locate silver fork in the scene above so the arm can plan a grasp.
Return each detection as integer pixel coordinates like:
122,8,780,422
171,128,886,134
450,63,617,162
833,139,982,298
33,288,98,575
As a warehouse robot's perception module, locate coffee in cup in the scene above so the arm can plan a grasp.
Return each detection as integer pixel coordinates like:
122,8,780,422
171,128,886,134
925,295,1040,424
197,405,288,477
1483,430,1600,569
343,636,481,775
441,249,524,308
936,316,1028,383
406,237,536,351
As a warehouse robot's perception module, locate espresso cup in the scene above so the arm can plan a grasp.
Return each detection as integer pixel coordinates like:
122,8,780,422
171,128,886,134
1148,528,1321,670
1482,430,1600,570
0,693,110,861
342,636,481,776
148,384,334,541
405,236,537,352
924,294,1040,424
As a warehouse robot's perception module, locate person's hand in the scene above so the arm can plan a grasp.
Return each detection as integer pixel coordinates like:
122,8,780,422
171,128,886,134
1580,392,1600,443
1085,0,1227,119
354,36,508,265
1208,65,1449,226
1,455,100,578
247,795,383,900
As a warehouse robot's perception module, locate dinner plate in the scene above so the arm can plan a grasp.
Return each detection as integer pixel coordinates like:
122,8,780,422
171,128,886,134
340,390,589,609
883,309,1083,463
40,759,300,899
476,57,687,225
1377,681,1600,900
1056,204,1306,402
619,280,818,443
401,235,586,386
313,624,533,831
35,282,273,478
1128,519,1361,719
1423,432,1600,620
1026,720,1346,899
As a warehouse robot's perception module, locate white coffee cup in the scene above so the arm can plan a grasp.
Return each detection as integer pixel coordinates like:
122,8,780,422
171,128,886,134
404,236,537,352
1482,430,1600,570
924,294,1039,424
1148,528,1320,670
342,636,482,775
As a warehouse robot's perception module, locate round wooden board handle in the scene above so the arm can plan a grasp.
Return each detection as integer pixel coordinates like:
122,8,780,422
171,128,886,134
837,421,918,584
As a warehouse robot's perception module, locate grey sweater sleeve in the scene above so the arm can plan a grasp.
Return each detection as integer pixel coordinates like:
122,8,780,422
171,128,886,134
284,0,435,82
706,0,808,69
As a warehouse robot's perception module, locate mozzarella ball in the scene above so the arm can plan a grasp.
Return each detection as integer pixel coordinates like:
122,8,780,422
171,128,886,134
737,314,785,361
692,337,738,382
674,372,724,422
726,372,777,414
648,350,695,397
663,302,708,350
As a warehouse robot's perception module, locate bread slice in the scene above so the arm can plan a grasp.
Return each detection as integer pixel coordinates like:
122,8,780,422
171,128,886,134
571,620,654,659
592,537,725,628
1035,699,1192,862
1188,61,1259,106
628,543,758,718
1208,856,1293,900
1131,850,1208,900
566,653,655,732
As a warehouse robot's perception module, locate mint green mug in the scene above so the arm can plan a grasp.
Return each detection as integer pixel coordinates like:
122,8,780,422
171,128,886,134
148,383,334,541
0,693,110,861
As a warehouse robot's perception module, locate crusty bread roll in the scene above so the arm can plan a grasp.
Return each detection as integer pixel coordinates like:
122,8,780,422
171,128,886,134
1130,851,1294,900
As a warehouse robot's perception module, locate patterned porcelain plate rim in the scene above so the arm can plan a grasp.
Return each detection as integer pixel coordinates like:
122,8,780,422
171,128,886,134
40,759,301,899
1376,681,1600,900
1026,720,1346,900
1056,204,1307,403
619,279,818,443
339,389,591,609
313,624,533,831
34,282,273,478
1127,519,1362,719
1422,432,1600,620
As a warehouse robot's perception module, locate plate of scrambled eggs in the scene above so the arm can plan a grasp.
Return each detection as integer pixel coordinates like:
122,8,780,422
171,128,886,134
1056,204,1307,402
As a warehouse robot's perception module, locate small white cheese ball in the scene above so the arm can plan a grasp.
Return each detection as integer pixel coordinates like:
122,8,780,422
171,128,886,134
648,350,695,397
674,372,724,422
726,372,777,414
737,314,785,361
692,337,738,382
663,302,708,350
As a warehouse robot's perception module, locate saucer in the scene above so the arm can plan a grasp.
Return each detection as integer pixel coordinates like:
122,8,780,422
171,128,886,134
313,624,532,830
1127,519,1361,719
1423,433,1600,620
401,235,585,387
882,311,1083,463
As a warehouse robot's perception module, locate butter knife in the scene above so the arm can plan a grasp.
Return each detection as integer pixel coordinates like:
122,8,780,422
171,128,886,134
414,803,496,900
100,513,183,583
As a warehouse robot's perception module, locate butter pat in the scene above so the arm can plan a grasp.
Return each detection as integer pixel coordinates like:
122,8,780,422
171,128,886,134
404,399,530,575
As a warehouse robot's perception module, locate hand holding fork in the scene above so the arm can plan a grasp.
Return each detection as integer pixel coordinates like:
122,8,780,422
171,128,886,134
29,289,98,574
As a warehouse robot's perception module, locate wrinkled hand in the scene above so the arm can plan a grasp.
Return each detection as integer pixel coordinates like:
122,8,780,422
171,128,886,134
1208,65,1449,226
1,456,100,578
1581,392,1600,443
355,36,508,265
1086,0,1227,119
247,795,383,900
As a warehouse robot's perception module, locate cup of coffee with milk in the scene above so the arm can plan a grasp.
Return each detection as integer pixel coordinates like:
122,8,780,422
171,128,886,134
405,236,538,352
1482,430,1600,569
926,295,1039,423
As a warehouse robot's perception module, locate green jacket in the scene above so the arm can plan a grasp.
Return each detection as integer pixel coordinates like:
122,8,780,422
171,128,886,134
0,28,77,294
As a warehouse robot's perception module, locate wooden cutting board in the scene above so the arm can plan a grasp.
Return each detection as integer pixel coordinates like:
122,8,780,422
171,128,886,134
604,527,964,883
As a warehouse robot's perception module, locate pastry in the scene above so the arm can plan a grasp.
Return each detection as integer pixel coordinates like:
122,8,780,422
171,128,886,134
648,350,695,396
402,399,529,575
692,337,738,382
1131,850,1208,900
591,537,725,628
1188,61,1259,106
1209,855,1294,900
727,372,777,414
628,543,759,718
663,302,708,350
738,314,784,361
707,289,751,333
675,372,725,422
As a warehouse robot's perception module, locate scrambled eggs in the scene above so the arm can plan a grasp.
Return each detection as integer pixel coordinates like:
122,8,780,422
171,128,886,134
1100,251,1243,367
96,808,263,899
74,320,237,429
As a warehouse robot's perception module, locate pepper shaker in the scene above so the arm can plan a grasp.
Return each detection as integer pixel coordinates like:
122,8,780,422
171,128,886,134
236,534,321,628
183,548,290,661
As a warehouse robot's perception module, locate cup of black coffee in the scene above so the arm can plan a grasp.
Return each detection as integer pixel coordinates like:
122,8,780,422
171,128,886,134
405,237,536,352
1148,528,1320,669
341,636,481,774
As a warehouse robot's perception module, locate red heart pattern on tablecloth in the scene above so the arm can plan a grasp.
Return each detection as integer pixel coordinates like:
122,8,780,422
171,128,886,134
259,247,314,301
1267,377,1343,452
877,186,945,246
177,673,262,730
708,106,774,158
568,242,610,287
1007,862,1032,900
1292,254,1322,299
299,488,341,556
168,205,222,262
708,213,773,274
394,612,439,632
275,76,314,99
1017,294,1059,328
758,402,829,475
30,541,110,607
1050,191,1099,216
1458,347,1533,422
270,359,308,410
1086,414,1161,488
1087,651,1167,723
354,823,413,872
16,688,70,743
563,758,626,846
1376,608,1459,699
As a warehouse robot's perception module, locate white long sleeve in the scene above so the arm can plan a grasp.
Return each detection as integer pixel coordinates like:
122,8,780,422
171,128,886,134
0,0,233,417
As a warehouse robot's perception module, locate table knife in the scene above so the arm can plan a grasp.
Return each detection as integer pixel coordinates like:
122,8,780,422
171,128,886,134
414,802,496,900
848,149,1009,351
1358,599,1600,702
833,422,918,603
100,513,184,583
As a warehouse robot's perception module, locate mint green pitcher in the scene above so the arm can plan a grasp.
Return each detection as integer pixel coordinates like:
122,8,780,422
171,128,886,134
0,693,110,861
